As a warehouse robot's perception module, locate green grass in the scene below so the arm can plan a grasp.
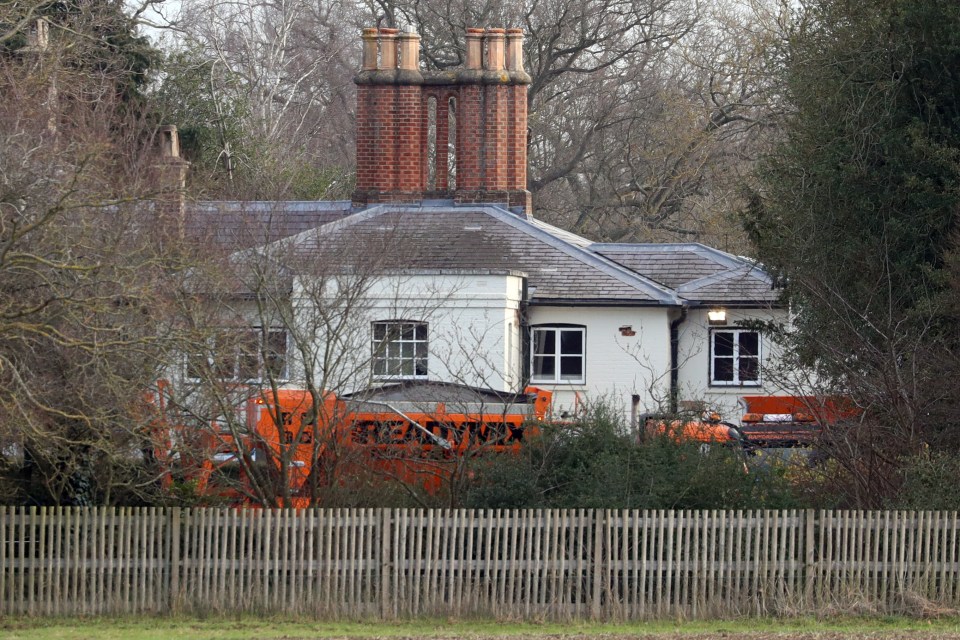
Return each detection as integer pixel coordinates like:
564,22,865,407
2,616,960,640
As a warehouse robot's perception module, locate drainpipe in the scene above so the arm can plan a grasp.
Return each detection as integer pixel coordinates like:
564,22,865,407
669,306,688,414
520,278,532,386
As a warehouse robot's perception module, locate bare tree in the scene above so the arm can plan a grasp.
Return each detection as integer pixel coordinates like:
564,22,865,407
0,22,195,505
361,0,786,248
161,0,361,199
160,211,465,507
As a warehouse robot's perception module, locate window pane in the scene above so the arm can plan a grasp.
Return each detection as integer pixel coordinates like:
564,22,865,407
559,329,583,355
559,355,583,380
714,357,734,381
533,355,554,378
211,333,235,379
533,329,555,355
266,331,286,355
739,332,759,357
212,350,235,380
372,321,427,378
714,332,734,356
740,356,759,381
186,353,206,379
387,341,400,359
265,331,286,379
238,352,259,380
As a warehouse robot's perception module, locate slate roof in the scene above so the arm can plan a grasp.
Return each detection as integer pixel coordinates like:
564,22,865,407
283,205,681,305
589,243,779,305
201,201,777,307
184,201,352,251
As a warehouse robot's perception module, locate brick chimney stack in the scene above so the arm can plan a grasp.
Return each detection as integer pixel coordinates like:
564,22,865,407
352,26,532,215
155,125,190,220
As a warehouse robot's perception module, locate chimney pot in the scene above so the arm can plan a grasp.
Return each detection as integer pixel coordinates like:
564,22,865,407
379,28,399,70
28,18,49,51
465,28,484,70
159,125,181,159
485,28,506,70
154,125,189,221
398,29,420,71
361,27,379,70
506,29,525,72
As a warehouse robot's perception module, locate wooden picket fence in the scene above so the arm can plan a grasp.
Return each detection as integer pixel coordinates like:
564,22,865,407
1,507,958,619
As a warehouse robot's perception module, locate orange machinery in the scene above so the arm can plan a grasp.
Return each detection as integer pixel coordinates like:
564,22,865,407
642,412,746,447
738,395,860,447
152,382,553,505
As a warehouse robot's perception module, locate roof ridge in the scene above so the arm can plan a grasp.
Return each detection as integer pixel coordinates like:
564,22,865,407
475,207,681,305
677,264,773,293
589,241,757,270
280,204,394,248
526,217,592,246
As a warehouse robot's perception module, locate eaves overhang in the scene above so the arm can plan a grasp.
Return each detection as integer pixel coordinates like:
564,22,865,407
529,299,684,308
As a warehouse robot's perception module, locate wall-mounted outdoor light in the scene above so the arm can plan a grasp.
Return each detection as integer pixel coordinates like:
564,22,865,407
707,308,727,325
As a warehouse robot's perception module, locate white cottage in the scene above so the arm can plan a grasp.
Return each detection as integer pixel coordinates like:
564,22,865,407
174,26,788,426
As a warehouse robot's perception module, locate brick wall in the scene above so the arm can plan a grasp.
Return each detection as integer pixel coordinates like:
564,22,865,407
353,27,532,215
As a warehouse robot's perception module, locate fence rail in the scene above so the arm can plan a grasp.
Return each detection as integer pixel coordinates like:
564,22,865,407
1,507,958,618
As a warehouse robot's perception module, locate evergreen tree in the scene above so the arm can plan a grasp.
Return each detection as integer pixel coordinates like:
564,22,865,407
744,0,960,500
2,0,158,108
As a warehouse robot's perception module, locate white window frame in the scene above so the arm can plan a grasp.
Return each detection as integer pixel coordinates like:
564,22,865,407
530,325,586,385
371,320,429,380
709,328,761,387
186,327,288,383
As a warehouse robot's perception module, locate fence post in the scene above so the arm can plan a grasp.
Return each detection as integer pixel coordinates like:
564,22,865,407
591,509,604,620
380,509,392,619
169,508,181,612
804,509,815,605
0,506,6,617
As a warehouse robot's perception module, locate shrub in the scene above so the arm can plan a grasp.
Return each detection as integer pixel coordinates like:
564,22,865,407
465,403,800,510
893,450,960,509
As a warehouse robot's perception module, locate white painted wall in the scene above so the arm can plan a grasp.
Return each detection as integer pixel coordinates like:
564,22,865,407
289,272,524,394
189,282,799,428
675,307,793,422
526,306,673,420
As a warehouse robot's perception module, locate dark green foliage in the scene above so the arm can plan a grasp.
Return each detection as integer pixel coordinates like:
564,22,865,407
153,49,352,200
892,451,960,510
152,49,248,188
465,405,799,510
746,0,960,348
743,0,960,506
3,0,159,108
